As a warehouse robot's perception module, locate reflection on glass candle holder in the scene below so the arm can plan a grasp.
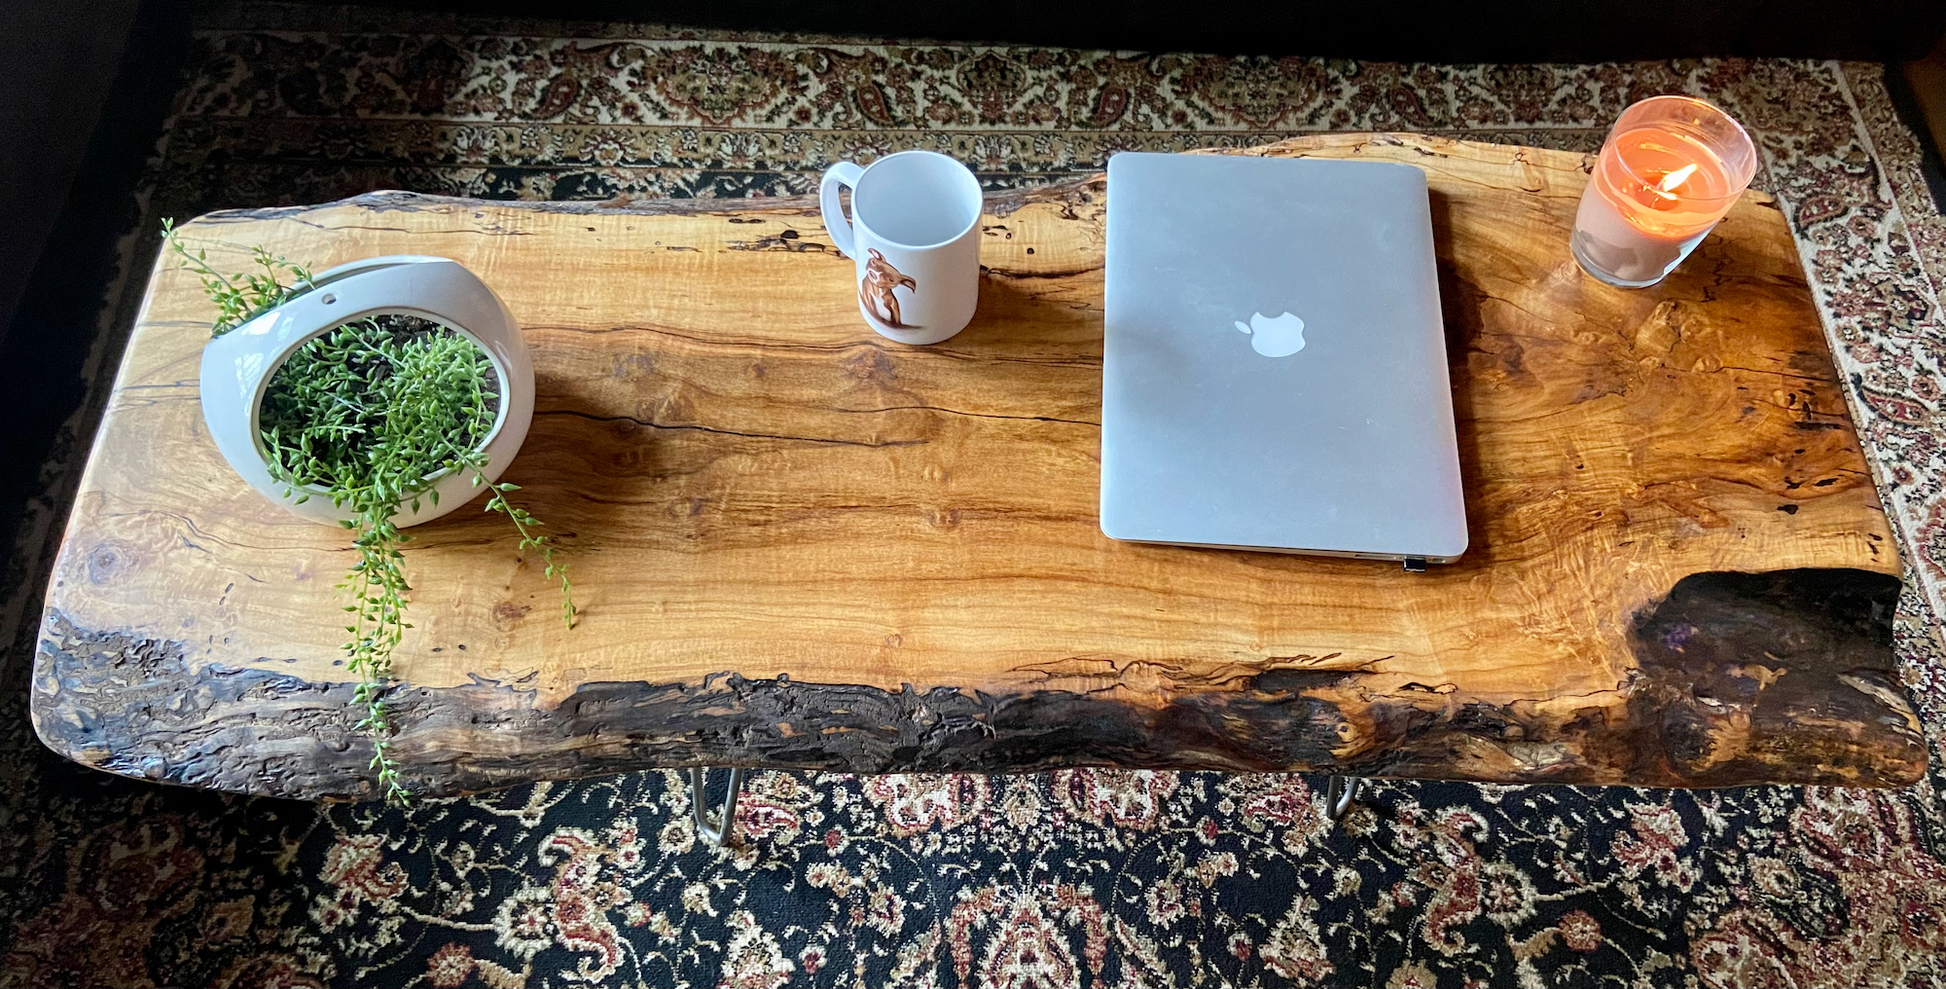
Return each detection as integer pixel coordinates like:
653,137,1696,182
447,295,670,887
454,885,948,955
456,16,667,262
1571,96,1757,288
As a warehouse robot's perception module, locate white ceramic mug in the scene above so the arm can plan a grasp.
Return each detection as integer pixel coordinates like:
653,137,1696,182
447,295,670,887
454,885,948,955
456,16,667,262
820,150,983,345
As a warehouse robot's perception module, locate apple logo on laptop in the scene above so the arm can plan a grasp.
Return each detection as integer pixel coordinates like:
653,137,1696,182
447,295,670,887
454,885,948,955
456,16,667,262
1233,312,1306,357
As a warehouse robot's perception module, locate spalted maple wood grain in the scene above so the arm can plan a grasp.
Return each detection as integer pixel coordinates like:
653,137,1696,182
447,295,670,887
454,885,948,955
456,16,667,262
32,133,1923,800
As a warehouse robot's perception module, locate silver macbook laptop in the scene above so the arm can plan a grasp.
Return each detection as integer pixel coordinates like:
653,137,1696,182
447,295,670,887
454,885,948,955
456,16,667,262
1100,152,1468,563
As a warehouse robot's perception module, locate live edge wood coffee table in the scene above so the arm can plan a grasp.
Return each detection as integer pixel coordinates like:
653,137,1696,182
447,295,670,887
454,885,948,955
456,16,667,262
34,134,1927,817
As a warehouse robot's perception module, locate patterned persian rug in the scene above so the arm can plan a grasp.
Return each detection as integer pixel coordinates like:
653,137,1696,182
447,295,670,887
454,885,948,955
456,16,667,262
3,4,1946,986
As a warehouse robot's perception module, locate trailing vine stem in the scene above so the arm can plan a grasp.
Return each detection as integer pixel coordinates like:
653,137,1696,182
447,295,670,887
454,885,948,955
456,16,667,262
476,470,579,629
164,221,574,806
161,217,315,338
342,501,413,807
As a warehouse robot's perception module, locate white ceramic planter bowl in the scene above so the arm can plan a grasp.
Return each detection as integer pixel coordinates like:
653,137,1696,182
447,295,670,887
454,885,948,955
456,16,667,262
199,256,535,528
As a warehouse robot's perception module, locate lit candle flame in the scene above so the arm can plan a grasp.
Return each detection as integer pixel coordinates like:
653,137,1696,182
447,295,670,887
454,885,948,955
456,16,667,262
1652,163,1698,200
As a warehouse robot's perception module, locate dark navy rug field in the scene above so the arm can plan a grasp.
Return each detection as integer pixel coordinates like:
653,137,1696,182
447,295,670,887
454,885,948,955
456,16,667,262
3,5,1946,986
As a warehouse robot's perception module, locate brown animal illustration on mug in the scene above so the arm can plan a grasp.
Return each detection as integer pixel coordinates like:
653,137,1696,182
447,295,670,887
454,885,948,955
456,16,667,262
859,248,919,328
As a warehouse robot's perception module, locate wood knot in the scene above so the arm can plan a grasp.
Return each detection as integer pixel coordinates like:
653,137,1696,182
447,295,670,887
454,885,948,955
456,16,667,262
491,602,532,630
87,542,130,585
843,350,898,382
609,354,654,379
1632,301,1683,357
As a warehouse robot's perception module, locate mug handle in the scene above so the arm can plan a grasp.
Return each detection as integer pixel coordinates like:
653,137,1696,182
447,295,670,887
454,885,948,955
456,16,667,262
819,161,864,258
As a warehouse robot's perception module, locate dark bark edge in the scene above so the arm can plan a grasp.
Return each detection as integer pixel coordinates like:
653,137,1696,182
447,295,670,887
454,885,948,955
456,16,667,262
32,567,1924,801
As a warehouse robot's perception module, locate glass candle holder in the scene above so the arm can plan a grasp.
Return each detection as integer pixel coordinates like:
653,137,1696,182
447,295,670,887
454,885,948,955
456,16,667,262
1570,96,1757,288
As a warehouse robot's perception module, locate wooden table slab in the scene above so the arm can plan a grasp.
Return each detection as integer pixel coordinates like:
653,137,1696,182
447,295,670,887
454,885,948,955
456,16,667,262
33,134,1925,801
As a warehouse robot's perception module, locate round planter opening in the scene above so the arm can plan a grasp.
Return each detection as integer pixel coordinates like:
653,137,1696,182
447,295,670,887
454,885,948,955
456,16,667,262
246,308,513,509
199,255,537,528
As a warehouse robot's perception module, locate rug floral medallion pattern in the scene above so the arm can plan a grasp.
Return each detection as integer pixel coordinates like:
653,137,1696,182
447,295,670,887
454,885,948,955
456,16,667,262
3,7,1946,987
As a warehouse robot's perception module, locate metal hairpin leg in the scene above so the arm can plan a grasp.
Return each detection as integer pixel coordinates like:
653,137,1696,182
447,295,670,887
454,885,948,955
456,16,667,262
1325,775,1362,823
690,766,746,847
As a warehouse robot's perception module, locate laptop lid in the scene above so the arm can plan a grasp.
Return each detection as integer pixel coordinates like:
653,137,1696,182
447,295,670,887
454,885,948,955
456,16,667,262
1100,152,1468,561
